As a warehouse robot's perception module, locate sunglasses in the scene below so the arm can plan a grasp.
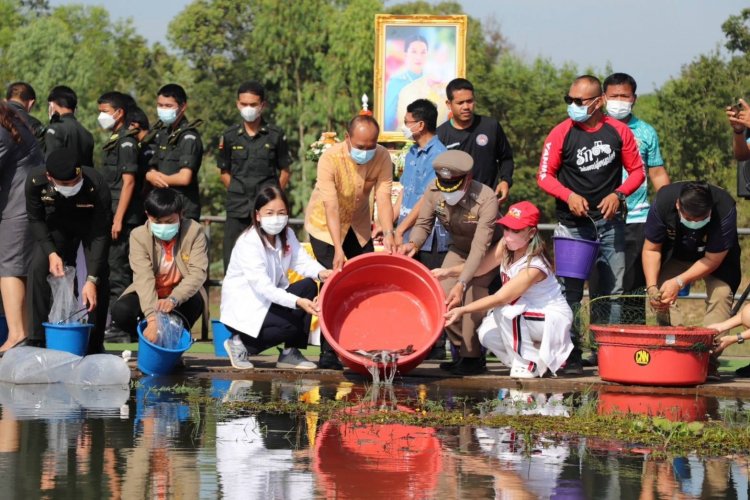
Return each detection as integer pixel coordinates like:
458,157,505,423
564,94,601,106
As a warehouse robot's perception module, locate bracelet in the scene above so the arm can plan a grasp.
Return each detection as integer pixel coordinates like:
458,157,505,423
675,276,685,288
167,296,178,306
383,229,395,236
646,285,658,292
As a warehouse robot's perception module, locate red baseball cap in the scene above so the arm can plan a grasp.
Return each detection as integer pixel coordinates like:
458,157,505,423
496,201,540,230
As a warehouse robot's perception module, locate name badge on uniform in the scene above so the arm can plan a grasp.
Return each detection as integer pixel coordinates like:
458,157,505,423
76,204,94,208
435,200,447,217
464,212,478,224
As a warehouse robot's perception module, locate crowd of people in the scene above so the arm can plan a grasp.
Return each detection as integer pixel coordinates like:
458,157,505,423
0,71,749,378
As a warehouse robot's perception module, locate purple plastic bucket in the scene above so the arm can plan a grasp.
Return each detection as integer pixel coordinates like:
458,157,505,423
553,236,601,280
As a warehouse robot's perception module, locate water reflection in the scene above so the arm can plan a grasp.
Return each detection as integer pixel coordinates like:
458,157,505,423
0,379,745,499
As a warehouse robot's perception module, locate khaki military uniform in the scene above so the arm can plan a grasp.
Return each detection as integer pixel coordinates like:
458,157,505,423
410,180,499,356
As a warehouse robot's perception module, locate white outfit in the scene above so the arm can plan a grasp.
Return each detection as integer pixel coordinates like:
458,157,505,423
220,227,324,338
477,255,573,376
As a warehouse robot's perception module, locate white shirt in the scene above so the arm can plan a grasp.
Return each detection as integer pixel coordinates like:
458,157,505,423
220,227,324,338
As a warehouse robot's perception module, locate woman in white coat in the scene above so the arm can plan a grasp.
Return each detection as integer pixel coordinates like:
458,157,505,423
440,201,573,378
220,186,332,370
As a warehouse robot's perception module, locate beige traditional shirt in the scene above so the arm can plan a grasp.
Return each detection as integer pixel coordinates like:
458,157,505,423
305,141,393,246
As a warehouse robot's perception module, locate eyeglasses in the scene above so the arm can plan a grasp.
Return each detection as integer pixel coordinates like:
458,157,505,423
403,120,422,126
564,94,601,106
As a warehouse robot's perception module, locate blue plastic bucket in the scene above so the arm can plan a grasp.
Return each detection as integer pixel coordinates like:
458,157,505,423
211,319,231,358
42,323,94,356
136,320,192,376
678,284,691,297
43,322,93,355
553,236,601,280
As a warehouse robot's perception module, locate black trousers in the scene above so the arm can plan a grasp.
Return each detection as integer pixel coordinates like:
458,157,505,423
309,228,374,270
108,223,138,310
223,215,253,272
227,278,317,355
27,236,109,354
622,222,647,324
110,291,204,340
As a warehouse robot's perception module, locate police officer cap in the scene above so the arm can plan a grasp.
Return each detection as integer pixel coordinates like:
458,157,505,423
46,149,81,181
433,150,473,190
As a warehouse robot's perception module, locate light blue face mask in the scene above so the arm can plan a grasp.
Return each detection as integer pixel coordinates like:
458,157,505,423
350,145,376,165
567,103,592,122
151,222,180,241
157,107,178,125
679,213,710,230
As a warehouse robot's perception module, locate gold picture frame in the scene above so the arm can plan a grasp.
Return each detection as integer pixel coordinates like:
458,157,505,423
374,14,467,142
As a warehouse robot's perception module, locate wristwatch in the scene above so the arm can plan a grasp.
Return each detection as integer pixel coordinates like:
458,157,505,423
86,275,99,285
675,276,685,289
167,296,178,307
738,333,745,344
615,191,626,203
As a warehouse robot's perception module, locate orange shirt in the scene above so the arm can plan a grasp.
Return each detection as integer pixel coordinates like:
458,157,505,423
304,141,393,246
155,240,183,298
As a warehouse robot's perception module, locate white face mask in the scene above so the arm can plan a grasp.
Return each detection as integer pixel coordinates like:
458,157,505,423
260,215,288,236
97,112,116,131
54,178,84,198
401,124,416,140
606,100,633,120
442,189,465,206
240,105,261,123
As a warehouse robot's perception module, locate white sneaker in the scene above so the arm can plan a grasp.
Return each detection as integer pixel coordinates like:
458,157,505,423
510,365,536,379
224,339,254,370
276,347,316,370
222,380,255,403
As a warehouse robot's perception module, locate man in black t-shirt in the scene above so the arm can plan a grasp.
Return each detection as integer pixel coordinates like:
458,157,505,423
437,78,514,204
643,181,740,329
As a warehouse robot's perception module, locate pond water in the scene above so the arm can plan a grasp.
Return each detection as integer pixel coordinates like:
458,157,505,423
0,377,747,499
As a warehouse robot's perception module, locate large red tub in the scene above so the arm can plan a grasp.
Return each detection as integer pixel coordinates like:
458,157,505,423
591,325,715,386
319,253,446,376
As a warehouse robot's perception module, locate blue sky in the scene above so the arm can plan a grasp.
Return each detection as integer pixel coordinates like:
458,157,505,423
49,0,748,93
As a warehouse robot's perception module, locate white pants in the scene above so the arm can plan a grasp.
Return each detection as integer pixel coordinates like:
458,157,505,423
478,305,573,376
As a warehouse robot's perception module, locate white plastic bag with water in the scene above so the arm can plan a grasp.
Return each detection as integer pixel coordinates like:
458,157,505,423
47,266,81,324
155,312,185,349
0,347,130,385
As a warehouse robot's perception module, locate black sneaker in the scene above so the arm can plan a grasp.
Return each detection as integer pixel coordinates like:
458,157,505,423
439,358,459,371
448,357,487,376
426,345,447,360
318,352,343,370
104,326,131,343
735,363,750,378
562,360,584,376
582,352,598,367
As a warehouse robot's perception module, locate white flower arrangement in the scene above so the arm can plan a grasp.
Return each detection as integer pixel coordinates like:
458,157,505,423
306,132,340,162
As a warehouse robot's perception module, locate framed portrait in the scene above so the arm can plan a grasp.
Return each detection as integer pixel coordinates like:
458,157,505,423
374,14,467,142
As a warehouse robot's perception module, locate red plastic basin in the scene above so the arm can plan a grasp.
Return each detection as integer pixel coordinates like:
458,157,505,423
319,253,446,376
591,325,715,386
598,391,709,421
313,403,442,498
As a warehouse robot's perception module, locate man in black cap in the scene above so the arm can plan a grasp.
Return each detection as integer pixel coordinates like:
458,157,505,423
25,149,112,353
45,85,95,166
399,150,499,375
5,81,45,142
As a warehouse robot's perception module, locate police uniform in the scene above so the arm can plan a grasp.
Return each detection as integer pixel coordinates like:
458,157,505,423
7,100,45,143
409,151,500,363
218,120,292,269
25,150,112,353
149,116,203,221
101,127,146,309
44,112,95,166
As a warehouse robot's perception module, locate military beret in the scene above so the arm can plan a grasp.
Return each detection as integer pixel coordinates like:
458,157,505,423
433,150,473,191
46,149,81,181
